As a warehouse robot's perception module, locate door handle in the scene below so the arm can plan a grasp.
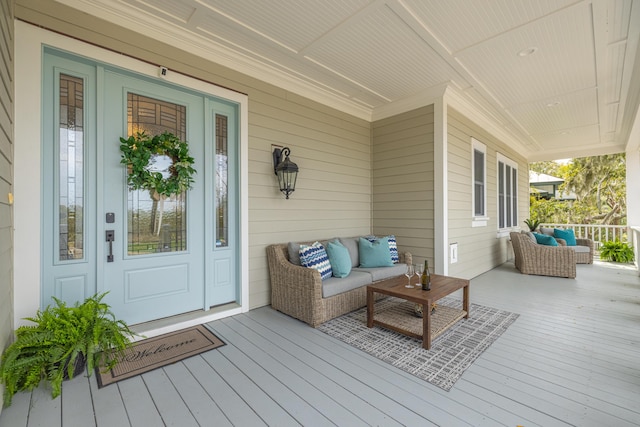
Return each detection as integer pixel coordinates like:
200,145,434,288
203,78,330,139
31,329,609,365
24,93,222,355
106,230,115,262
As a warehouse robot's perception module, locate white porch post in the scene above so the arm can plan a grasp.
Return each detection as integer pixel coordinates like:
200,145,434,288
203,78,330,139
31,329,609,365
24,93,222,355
626,108,640,275
434,97,448,275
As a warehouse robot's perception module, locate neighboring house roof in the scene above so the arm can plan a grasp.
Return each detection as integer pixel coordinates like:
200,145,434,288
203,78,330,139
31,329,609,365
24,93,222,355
529,171,576,200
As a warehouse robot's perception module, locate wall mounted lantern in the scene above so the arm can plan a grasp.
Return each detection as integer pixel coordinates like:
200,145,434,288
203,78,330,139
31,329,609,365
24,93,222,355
273,147,299,199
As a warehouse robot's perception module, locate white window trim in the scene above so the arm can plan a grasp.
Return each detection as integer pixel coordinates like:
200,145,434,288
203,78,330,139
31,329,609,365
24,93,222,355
471,138,488,227
496,153,518,237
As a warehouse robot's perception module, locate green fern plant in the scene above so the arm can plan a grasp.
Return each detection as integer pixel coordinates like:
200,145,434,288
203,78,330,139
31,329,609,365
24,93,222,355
0,293,136,407
599,241,635,263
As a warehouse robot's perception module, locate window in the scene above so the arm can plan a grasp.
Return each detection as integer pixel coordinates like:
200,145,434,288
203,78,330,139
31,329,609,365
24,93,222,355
497,154,518,229
471,138,487,225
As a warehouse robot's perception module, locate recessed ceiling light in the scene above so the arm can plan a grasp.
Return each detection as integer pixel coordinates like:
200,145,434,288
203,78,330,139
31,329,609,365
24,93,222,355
518,47,538,57
546,101,561,107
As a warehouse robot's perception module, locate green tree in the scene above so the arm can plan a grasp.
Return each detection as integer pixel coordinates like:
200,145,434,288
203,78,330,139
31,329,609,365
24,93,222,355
529,154,626,226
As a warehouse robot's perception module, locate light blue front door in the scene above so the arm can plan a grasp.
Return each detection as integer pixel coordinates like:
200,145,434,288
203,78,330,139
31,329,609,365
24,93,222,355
42,49,239,324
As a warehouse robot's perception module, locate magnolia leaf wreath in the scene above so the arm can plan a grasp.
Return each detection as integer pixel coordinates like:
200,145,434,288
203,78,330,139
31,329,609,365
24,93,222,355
119,131,196,198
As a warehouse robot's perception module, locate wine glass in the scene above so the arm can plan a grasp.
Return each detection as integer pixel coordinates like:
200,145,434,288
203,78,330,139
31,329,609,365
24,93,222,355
404,264,415,288
414,263,423,286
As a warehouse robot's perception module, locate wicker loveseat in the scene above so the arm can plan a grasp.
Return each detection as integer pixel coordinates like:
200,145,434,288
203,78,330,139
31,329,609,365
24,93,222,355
539,227,594,264
266,238,412,327
510,232,576,278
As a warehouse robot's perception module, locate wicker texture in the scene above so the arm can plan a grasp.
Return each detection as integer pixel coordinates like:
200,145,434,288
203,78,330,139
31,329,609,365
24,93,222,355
510,232,576,278
574,238,594,264
267,242,412,327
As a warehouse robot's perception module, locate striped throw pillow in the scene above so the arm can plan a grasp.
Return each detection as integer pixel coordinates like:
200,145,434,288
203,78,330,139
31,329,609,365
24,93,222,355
299,242,333,280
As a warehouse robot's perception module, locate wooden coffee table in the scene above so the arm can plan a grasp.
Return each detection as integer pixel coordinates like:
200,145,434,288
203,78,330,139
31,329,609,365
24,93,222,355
366,274,469,349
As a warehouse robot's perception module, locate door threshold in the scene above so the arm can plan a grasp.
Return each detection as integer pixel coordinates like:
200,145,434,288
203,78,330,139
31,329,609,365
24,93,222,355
129,302,242,341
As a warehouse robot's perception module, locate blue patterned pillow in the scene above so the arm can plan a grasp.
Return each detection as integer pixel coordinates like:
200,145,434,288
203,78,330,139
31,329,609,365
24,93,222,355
299,242,333,280
365,235,399,263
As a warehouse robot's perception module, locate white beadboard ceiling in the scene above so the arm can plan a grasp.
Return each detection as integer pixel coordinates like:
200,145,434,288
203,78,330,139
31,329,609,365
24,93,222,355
55,0,640,161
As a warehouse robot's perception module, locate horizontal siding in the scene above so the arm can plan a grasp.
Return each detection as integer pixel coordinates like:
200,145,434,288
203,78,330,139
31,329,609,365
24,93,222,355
372,105,434,262
14,2,372,310
0,0,13,417
447,107,528,279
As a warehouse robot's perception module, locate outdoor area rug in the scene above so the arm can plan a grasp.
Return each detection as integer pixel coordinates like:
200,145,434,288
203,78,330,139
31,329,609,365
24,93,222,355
96,324,225,387
317,296,519,391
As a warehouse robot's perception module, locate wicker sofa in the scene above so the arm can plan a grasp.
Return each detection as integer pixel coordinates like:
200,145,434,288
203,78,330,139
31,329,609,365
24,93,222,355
266,238,412,327
510,232,576,278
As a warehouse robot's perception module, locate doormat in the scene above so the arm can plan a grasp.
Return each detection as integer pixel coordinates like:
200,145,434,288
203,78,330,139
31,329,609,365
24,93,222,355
96,324,225,388
317,296,518,391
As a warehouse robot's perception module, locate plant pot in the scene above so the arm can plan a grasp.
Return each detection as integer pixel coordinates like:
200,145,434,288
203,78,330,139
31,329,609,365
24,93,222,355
62,353,86,380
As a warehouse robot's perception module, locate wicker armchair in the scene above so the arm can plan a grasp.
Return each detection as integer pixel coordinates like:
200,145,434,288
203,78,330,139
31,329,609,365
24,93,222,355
510,232,576,278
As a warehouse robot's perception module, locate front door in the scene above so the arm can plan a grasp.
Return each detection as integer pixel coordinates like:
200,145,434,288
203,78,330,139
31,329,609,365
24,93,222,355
42,49,239,324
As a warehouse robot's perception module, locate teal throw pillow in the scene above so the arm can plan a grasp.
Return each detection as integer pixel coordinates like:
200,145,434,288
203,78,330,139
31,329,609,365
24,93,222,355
359,237,394,267
326,240,352,278
533,233,559,246
554,228,576,246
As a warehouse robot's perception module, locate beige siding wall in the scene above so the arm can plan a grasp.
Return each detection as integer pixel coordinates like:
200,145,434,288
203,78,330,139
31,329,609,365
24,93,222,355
15,2,371,309
447,107,528,279
0,0,14,412
372,106,434,264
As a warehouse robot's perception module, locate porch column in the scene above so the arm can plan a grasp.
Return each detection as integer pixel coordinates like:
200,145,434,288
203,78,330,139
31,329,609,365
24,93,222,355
626,107,640,274
434,97,448,275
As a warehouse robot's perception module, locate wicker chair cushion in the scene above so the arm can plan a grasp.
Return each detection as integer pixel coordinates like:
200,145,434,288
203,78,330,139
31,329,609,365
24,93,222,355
568,245,591,253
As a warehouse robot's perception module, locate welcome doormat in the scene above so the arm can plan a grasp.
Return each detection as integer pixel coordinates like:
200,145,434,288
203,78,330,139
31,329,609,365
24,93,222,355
96,324,225,387
318,296,518,391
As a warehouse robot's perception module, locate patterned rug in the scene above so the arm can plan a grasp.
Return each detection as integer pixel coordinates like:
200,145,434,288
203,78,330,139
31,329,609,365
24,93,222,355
317,296,519,391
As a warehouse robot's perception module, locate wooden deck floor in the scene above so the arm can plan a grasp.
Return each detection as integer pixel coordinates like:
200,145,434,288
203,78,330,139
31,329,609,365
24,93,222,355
1,261,639,426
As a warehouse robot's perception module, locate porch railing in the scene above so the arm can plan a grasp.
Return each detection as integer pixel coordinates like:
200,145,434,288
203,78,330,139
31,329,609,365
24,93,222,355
539,223,630,248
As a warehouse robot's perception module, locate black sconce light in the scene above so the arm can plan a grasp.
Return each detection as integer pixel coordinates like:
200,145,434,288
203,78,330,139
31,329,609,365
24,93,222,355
273,147,299,199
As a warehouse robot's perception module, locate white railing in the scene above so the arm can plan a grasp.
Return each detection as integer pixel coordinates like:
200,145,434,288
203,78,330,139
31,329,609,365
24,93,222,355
631,226,640,275
539,223,630,247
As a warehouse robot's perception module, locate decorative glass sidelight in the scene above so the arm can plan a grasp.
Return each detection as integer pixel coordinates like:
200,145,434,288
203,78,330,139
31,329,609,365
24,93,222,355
126,93,187,255
215,114,229,248
58,74,85,261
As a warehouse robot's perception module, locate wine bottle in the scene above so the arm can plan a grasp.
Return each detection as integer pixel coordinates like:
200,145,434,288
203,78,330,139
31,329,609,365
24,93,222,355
421,259,431,290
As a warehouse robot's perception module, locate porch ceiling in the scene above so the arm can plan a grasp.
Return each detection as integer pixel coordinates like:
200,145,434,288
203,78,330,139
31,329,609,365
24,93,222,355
52,0,640,161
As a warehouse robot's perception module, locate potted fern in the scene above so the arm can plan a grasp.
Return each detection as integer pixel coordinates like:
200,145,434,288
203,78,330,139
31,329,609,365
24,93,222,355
524,218,541,232
0,293,135,407
599,241,634,263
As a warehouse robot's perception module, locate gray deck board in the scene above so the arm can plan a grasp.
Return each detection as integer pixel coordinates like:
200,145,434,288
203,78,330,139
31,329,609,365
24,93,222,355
141,369,199,427
181,355,267,426
216,317,370,426
117,376,164,427
1,260,639,426
87,373,130,427
161,362,233,427
61,373,95,427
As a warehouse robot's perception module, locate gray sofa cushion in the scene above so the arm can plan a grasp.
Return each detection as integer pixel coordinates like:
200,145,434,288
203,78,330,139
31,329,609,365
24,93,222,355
287,241,302,265
339,237,360,268
322,271,372,298
353,263,408,281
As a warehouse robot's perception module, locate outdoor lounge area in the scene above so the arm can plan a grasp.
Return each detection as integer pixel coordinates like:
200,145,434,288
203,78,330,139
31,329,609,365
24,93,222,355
1,260,638,426
2,1,640,425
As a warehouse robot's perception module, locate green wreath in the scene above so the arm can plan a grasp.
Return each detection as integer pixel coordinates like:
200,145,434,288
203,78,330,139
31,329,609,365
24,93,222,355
119,131,196,198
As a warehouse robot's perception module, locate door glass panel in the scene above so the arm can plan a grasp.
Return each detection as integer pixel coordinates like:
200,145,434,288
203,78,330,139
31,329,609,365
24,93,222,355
59,74,85,261
215,114,229,248
126,93,187,255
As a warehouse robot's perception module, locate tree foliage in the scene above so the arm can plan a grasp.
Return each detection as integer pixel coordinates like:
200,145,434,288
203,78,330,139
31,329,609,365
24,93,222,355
529,154,626,225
